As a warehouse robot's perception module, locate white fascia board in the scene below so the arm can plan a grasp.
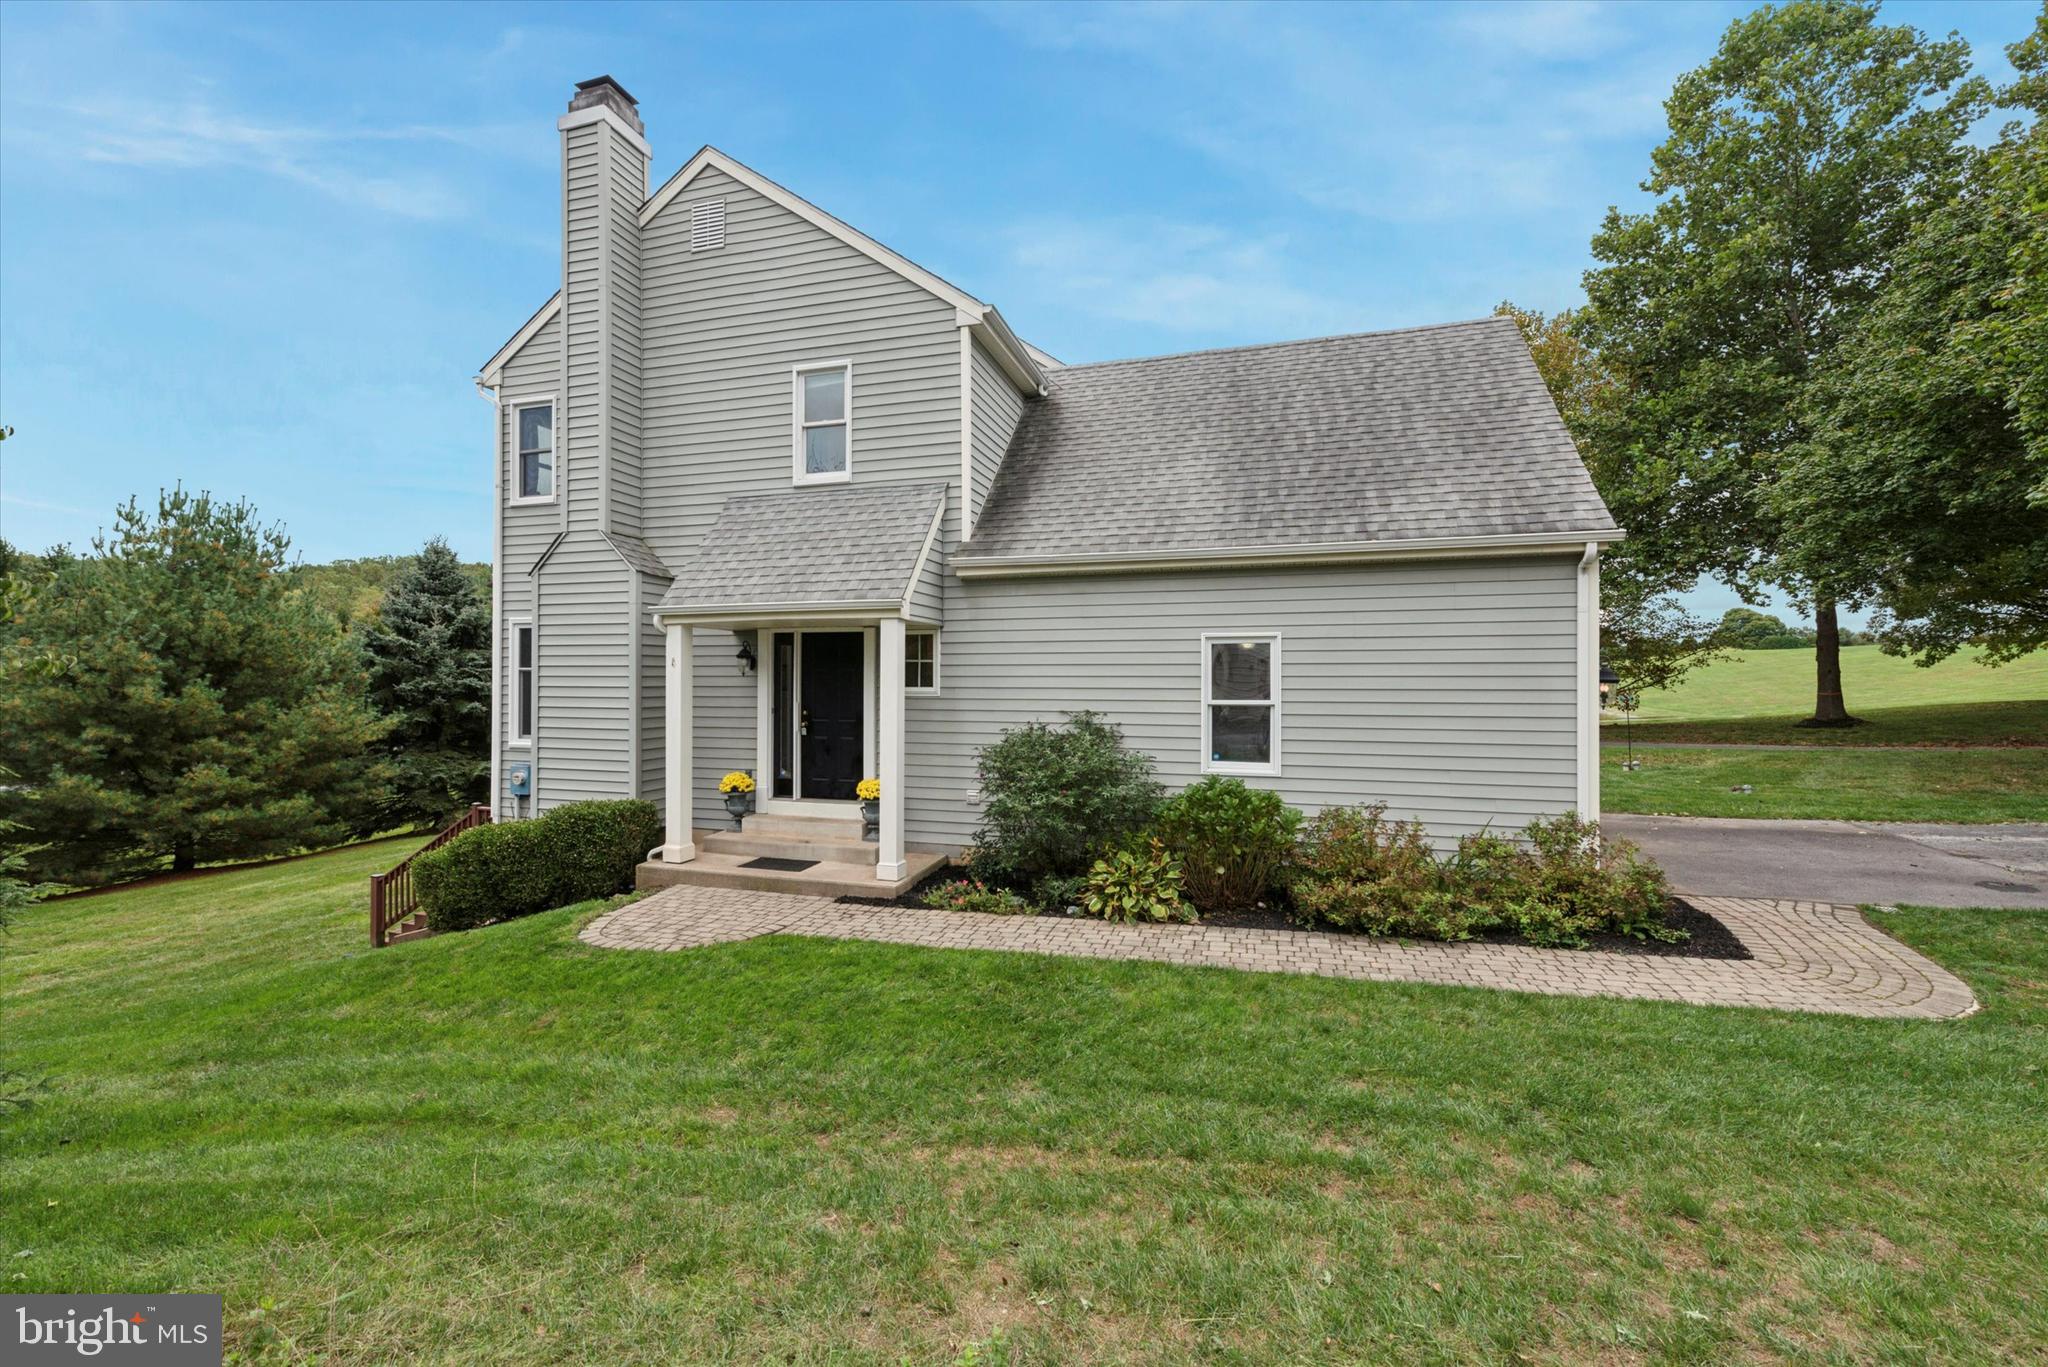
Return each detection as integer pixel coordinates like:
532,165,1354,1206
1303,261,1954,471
641,146,986,315
968,305,1046,395
650,601,903,630
952,530,1628,579
477,292,563,387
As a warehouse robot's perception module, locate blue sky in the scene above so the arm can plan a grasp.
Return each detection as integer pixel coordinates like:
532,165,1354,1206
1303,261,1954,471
0,0,2034,627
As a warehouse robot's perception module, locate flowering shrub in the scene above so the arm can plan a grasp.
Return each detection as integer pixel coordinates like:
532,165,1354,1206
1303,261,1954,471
856,777,881,801
920,878,1032,916
718,771,755,796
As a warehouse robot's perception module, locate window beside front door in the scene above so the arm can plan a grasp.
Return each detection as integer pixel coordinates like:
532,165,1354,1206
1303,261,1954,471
512,401,554,501
1202,633,1280,775
906,630,938,693
792,362,851,484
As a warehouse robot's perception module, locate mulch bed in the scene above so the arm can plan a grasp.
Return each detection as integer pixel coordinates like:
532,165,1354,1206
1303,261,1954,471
836,880,1752,960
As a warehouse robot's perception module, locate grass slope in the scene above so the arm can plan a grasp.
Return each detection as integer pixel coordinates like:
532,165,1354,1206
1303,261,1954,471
1603,748,2048,823
5,843,2047,1362
1616,645,2047,726
1612,699,2048,748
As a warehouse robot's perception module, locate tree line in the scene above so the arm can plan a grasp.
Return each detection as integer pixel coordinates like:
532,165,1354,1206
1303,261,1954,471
1502,1,2046,723
0,489,492,887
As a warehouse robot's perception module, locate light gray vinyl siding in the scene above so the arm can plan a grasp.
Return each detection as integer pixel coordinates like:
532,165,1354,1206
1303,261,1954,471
562,122,603,530
637,586,667,802
903,556,1582,849
532,534,634,809
495,314,562,815
605,136,646,538
967,337,1024,536
907,541,946,625
638,164,963,551
636,163,963,829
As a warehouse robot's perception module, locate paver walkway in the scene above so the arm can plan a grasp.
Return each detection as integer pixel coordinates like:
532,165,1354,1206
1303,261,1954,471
582,886,1978,1020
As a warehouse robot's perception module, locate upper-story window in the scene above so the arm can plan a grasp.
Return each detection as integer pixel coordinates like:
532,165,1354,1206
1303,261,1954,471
793,362,851,485
513,400,554,501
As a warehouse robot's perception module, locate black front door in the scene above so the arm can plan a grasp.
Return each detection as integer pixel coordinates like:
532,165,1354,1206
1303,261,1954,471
799,632,863,800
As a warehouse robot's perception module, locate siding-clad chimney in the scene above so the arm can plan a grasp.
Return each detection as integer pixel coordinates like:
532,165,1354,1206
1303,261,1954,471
557,76,649,537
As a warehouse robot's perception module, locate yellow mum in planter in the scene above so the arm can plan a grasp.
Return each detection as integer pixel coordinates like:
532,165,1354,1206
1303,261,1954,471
855,777,881,801
718,771,755,795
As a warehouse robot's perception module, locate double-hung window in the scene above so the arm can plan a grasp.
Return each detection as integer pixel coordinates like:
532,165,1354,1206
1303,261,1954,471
513,401,554,501
793,362,851,484
906,631,938,693
1202,634,1280,774
512,623,535,743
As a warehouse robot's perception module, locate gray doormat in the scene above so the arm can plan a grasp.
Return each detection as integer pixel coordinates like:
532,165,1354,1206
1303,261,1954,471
740,856,818,872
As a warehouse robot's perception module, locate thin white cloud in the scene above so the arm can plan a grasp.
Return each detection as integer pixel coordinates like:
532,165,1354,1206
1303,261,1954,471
1001,217,1357,337
24,96,487,219
1448,1,1623,60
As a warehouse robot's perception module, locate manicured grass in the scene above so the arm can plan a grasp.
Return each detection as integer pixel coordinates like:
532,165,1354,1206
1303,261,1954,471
1611,698,2048,748
1615,645,2048,726
1602,746,2048,822
5,844,2047,1362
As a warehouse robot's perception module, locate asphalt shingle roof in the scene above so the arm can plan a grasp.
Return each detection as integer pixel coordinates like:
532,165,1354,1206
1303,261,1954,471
655,481,946,615
956,316,1617,564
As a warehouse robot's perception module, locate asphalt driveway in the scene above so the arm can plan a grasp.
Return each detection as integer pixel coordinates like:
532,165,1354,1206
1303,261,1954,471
1603,815,2048,909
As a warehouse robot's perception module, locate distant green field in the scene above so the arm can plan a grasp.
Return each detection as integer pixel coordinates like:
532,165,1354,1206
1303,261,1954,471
1614,646,2047,728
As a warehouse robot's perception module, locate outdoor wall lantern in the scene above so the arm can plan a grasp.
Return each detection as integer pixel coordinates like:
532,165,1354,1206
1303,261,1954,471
735,639,757,675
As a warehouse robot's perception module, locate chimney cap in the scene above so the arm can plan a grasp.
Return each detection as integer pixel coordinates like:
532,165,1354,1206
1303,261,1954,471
574,74,638,106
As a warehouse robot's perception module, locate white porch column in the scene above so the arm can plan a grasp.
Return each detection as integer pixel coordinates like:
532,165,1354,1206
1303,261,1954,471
877,616,907,881
660,622,695,863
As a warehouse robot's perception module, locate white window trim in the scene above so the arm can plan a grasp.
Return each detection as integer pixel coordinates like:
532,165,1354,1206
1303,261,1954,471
510,620,535,746
905,629,940,695
1200,632,1281,776
507,395,558,506
791,360,853,486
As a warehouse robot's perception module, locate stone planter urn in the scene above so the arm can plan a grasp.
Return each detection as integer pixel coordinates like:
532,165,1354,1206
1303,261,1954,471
859,798,880,842
723,792,751,830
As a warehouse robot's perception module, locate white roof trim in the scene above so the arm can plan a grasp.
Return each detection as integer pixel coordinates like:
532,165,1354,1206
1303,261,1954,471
642,147,1044,393
477,292,562,387
953,530,1627,579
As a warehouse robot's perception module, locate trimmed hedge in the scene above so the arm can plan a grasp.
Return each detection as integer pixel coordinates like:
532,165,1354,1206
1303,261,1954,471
414,799,661,933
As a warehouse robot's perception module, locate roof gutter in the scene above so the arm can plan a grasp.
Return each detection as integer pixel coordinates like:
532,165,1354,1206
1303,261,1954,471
960,305,1046,395
952,529,1626,580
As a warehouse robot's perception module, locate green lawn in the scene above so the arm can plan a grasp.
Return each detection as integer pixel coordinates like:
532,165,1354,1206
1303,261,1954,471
1611,698,2048,748
1603,747,2048,823
5,843,2047,1362
1613,645,2048,728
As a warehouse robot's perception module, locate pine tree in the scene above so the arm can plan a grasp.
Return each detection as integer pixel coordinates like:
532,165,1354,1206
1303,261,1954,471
357,537,492,832
0,489,389,884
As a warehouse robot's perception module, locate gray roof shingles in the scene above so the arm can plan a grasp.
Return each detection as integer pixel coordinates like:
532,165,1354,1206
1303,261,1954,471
956,316,1617,563
655,481,947,614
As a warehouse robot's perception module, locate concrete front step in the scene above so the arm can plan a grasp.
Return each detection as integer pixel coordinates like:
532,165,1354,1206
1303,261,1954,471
702,827,879,865
636,845,948,900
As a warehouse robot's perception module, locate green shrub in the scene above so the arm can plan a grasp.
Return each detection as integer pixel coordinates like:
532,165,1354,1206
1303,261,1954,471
1152,776,1301,915
972,711,1161,884
920,879,1033,916
415,799,660,933
1519,813,1676,944
1081,838,1192,924
1288,804,1680,947
1031,873,1088,914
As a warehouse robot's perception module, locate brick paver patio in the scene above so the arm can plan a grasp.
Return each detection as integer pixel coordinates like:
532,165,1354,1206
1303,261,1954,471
580,886,1978,1019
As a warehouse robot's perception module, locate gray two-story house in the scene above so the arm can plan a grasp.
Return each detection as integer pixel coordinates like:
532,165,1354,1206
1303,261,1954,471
476,77,1620,896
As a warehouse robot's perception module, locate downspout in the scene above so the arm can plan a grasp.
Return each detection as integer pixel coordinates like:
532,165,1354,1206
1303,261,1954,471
1576,540,1600,824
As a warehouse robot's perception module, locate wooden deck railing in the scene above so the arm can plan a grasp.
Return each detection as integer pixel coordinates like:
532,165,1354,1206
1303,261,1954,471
370,803,491,947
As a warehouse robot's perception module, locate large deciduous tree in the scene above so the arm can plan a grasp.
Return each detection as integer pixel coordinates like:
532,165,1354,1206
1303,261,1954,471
1777,11,2048,665
357,537,492,832
1494,302,1723,695
0,489,387,885
1579,0,1987,725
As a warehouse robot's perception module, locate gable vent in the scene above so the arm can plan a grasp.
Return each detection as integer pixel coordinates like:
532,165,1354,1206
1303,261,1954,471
689,198,727,252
